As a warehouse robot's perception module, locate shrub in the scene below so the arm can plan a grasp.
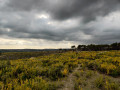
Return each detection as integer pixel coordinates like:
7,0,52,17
95,76,119,90
0,82,4,90
74,78,82,90
100,63,117,75
85,71,93,78
94,76,104,88
105,81,119,90
61,68,68,76
73,71,80,78
74,78,86,90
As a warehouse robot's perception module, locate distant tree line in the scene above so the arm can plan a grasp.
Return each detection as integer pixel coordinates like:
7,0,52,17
76,42,120,51
0,51,2,56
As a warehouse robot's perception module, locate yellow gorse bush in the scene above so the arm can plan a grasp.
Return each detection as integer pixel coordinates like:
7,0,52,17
101,63,116,74
0,51,120,89
61,68,68,76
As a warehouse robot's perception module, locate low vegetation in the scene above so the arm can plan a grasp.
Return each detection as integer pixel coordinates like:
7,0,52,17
0,51,59,60
0,51,120,90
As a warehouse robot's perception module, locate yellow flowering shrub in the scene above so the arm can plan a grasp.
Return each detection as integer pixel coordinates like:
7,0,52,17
61,68,68,76
0,51,120,89
101,63,116,74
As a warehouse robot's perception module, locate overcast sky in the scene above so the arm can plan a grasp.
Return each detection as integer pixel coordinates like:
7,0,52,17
0,0,120,49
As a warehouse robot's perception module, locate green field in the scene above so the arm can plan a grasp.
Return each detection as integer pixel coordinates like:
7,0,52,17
0,51,120,90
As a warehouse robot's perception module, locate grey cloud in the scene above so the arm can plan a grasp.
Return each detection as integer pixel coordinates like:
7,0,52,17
4,0,120,22
6,0,46,11
0,0,120,45
50,0,120,22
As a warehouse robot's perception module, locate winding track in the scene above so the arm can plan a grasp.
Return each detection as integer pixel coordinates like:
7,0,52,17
58,64,81,90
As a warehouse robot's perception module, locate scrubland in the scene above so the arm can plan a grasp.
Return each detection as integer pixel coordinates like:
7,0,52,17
0,51,120,90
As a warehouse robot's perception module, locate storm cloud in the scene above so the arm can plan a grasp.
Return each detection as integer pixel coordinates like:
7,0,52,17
5,0,120,21
0,0,120,48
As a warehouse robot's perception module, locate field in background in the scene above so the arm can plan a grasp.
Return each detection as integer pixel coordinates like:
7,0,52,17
0,51,120,90
0,50,62,60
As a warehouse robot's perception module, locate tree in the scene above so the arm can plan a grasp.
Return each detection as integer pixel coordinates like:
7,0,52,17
0,51,2,56
71,45,75,49
71,45,76,51
71,45,78,53
111,42,119,50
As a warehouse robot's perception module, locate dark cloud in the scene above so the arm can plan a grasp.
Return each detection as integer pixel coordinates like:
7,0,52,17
0,0,120,46
50,0,120,22
5,0,120,22
6,0,47,11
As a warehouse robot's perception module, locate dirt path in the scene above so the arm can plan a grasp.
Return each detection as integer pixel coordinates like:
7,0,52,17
58,64,81,90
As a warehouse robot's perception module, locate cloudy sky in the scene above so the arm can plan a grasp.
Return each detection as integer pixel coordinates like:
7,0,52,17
0,0,120,49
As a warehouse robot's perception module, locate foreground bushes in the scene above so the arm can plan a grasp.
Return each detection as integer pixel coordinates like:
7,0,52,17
79,51,120,77
0,52,79,89
0,51,120,89
95,76,119,90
